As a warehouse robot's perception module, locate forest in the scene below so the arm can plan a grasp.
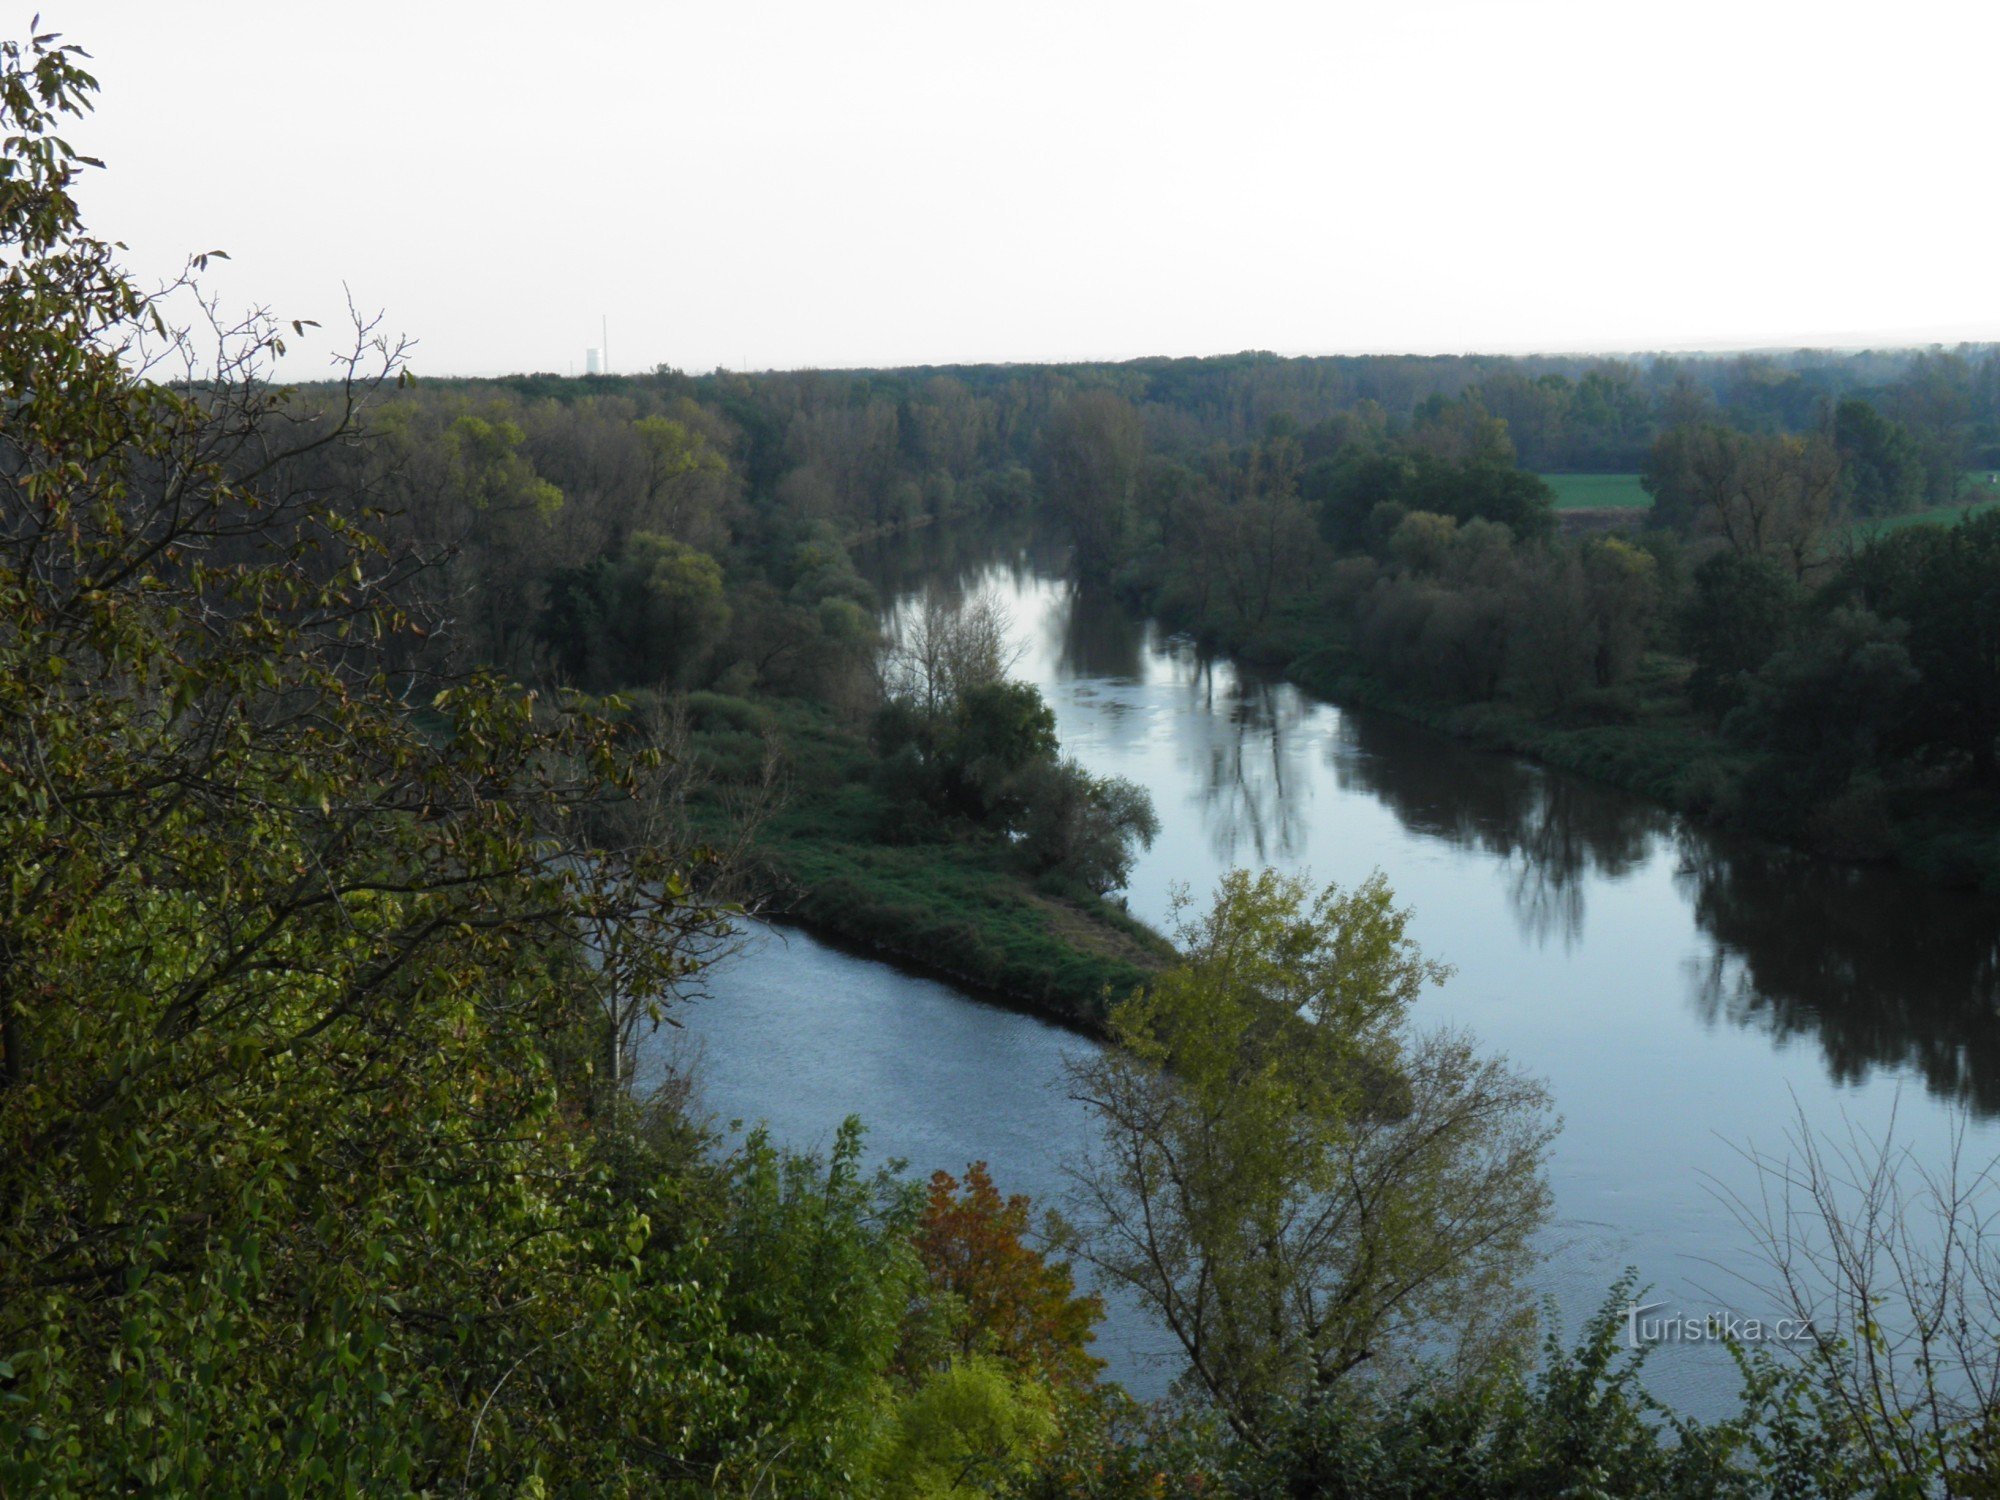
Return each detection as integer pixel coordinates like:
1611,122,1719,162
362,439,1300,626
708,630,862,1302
300,303,2000,896
7,26,2000,1498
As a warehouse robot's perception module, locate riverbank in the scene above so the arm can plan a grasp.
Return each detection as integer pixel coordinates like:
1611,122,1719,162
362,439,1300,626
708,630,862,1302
1133,588,2000,896
680,693,1172,1032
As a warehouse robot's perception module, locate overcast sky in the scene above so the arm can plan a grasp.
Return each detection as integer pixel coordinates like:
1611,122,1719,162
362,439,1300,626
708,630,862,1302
52,2,2000,379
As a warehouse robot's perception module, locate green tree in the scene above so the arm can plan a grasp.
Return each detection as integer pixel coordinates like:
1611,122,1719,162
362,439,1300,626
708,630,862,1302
1725,608,1917,799
939,680,1061,823
1059,871,1554,1440
621,530,731,683
1836,509,2000,781
632,411,732,545
544,532,730,687
1681,551,1802,718
1043,391,1145,581
1014,759,1160,895
1578,534,1660,690
709,1121,928,1492
0,33,812,1492
867,1356,1058,1498
1407,457,1556,542
1643,424,1841,577
1832,397,1925,518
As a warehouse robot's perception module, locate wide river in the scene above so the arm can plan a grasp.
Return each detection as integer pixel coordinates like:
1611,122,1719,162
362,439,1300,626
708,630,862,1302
647,533,2000,1417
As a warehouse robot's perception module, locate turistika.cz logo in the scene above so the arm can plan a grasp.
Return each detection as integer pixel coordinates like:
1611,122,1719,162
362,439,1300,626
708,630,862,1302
1623,1301,1815,1349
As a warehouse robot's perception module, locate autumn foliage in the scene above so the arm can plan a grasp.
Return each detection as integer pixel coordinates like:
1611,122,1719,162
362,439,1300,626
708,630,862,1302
913,1162,1105,1387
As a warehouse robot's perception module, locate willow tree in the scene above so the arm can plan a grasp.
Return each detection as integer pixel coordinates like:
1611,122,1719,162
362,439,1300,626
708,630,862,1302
1060,870,1555,1440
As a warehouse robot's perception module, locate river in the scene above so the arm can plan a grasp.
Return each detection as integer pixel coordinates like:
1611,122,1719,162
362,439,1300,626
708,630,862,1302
645,533,2000,1417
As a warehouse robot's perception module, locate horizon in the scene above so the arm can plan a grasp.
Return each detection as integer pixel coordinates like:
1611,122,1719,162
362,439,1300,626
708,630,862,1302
58,2,2000,382
375,335,2000,385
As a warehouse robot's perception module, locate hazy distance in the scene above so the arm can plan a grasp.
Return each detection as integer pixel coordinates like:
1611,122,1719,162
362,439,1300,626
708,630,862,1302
65,0,2000,378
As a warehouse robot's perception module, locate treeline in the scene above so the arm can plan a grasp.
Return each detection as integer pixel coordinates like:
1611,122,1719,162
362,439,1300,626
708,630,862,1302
272,332,2000,895
254,256,1998,897
290,334,2000,706
990,375,2000,886
495,338,2000,480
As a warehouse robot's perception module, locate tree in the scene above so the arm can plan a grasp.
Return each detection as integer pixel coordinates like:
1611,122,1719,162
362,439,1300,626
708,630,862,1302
1835,510,2000,781
1832,397,1925,518
1405,392,1514,467
621,530,731,683
1059,871,1554,1439
867,1357,1059,1498
1642,421,1741,535
377,404,566,676
1505,548,1596,714
881,586,1017,721
1887,350,1975,503
1642,424,1842,577
1725,1106,2000,1495
541,531,730,688
1014,759,1160,895
1682,551,1803,718
1043,391,1145,581
1578,535,1660,690
631,410,732,547
1212,439,1321,630
1388,510,1460,575
1314,448,1554,553
911,1163,1104,1387
1407,457,1556,542
0,34,788,1491
1724,607,1918,799
939,680,1060,823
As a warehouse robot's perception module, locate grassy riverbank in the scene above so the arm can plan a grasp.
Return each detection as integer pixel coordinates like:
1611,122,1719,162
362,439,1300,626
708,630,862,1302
678,693,1172,1030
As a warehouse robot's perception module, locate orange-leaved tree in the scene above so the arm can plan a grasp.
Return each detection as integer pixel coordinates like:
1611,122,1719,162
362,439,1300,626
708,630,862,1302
913,1161,1105,1387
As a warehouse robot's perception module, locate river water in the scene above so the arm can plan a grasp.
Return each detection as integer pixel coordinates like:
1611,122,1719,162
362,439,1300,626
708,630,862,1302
649,534,2000,1417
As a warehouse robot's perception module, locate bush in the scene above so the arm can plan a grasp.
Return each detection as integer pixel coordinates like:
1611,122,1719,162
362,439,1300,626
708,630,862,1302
1013,759,1161,895
683,689,774,734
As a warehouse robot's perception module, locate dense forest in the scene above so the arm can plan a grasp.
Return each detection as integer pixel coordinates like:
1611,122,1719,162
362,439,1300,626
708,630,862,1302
8,27,2000,1497
298,304,2000,895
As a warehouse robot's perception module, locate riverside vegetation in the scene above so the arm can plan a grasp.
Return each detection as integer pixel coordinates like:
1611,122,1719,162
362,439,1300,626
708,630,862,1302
310,304,2000,898
10,27,2000,1496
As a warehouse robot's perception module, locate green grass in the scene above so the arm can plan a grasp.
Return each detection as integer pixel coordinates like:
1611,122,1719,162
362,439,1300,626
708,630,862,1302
1844,490,2000,538
678,695,1171,1031
1539,473,1651,511
1540,471,2000,533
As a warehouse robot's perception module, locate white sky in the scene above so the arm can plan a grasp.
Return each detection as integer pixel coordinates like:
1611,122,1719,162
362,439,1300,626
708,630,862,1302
49,1,2000,379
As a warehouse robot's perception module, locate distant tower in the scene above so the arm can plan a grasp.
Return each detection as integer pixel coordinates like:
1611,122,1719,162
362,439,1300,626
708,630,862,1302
585,348,602,376
601,314,609,376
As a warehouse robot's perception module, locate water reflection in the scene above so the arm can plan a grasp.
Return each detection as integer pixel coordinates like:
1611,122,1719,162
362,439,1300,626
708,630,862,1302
850,520,1023,605
1174,656,1317,868
1050,579,1148,684
683,535,2000,1415
1329,709,1665,948
1680,845,2000,1114
857,534,2000,1118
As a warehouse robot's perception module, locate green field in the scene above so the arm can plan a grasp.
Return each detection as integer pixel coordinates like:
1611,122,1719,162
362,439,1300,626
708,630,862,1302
1540,473,1651,511
1849,491,2000,538
1543,471,2000,529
